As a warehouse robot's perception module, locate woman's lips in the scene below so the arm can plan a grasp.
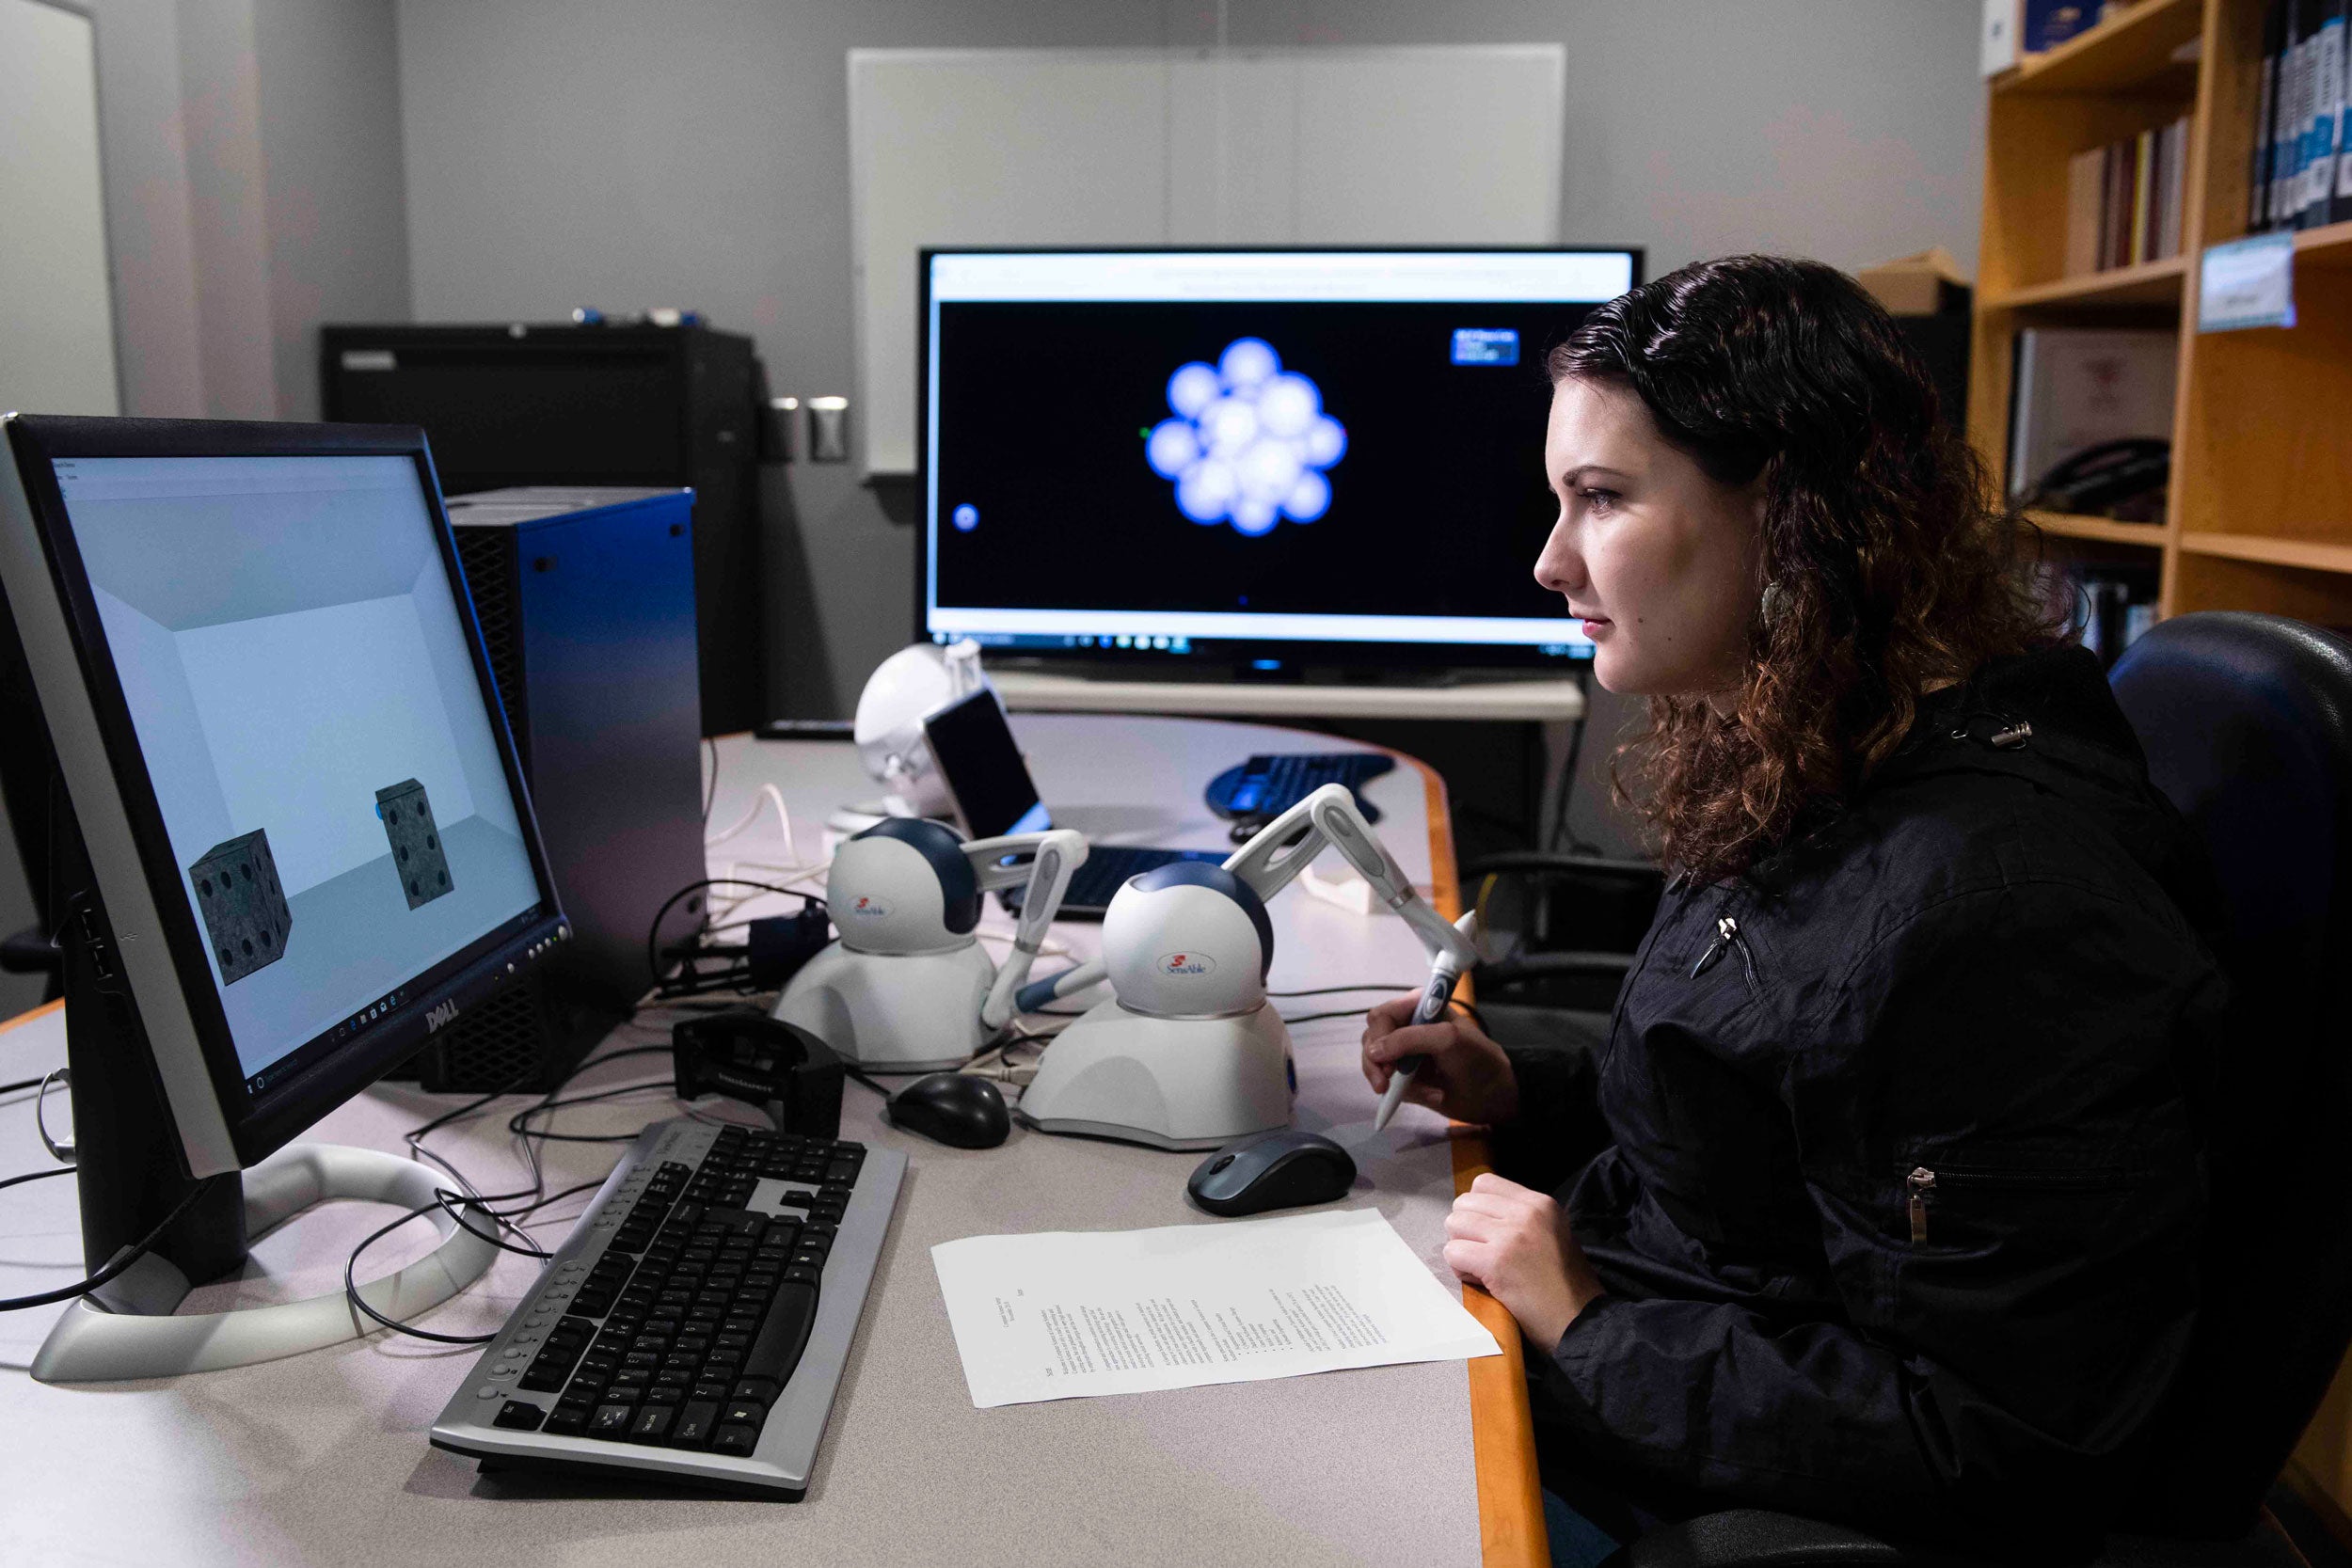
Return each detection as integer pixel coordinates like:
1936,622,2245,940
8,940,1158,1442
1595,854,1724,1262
1577,612,1613,635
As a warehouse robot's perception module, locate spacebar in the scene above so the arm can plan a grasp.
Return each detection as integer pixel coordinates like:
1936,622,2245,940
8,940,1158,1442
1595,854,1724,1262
743,1281,819,1389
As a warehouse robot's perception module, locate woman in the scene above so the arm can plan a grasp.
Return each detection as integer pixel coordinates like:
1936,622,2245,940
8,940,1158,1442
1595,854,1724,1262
1361,256,2221,1558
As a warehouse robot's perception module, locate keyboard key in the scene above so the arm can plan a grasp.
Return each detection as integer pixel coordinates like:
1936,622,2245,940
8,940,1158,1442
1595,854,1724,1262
542,1404,589,1436
710,1424,758,1457
731,1376,781,1405
671,1402,721,1448
492,1401,547,1431
589,1403,636,1437
691,1380,734,1402
628,1403,675,1443
722,1400,766,1427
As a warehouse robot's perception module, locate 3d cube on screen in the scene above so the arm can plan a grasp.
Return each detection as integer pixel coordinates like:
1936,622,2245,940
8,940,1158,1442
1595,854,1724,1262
189,828,293,984
376,778,453,909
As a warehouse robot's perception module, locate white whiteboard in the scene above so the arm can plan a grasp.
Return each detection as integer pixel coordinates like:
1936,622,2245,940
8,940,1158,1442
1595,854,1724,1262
848,45,1565,476
0,0,119,417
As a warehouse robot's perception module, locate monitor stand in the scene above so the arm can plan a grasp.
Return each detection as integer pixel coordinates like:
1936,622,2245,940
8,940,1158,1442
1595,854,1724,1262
27,887,498,1384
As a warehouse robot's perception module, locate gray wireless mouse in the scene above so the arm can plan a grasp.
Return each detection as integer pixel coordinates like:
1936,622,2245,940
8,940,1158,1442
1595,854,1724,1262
1186,1129,1357,1216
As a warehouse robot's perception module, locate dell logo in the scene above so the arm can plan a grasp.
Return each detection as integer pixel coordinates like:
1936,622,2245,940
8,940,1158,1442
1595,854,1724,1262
426,999,461,1032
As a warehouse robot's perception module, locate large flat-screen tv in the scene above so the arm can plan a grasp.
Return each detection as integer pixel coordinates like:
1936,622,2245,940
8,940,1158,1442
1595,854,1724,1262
917,246,1641,676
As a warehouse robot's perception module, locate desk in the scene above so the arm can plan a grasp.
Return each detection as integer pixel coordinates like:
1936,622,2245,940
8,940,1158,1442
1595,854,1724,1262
0,715,1544,1567
991,669,1586,724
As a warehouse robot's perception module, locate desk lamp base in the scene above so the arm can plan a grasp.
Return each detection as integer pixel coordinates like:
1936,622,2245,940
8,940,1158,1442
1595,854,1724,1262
1017,998,1294,1150
30,1143,499,1384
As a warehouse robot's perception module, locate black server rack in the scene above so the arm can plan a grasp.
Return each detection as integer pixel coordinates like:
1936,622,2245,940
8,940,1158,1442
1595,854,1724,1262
321,321,766,735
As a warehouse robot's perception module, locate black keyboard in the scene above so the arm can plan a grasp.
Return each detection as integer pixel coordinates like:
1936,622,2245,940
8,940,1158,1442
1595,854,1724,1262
429,1117,905,1498
1205,752,1395,825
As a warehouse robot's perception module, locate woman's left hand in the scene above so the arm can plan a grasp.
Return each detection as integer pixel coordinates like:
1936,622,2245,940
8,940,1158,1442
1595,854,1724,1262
1442,1173,1606,1349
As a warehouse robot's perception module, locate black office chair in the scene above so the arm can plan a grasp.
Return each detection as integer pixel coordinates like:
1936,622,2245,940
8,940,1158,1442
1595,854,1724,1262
1464,849,1664,1058
1610,612,2348,1567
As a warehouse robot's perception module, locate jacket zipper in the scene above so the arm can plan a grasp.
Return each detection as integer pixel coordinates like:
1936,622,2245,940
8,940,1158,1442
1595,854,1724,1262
1906,1162,2134,1243
1690,915,1757,988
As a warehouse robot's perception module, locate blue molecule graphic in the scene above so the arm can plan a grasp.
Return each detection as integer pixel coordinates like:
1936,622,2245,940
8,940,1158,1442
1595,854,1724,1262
1147,339,1343,535
952,503,979,532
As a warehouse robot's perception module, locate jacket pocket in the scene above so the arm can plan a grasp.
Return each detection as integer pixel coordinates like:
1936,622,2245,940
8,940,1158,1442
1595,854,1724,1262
1902,1160,2140,1247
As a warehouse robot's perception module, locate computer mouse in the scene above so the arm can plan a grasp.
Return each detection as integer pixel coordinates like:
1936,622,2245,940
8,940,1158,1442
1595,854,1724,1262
886,1071,1011,1149
1186,1129,1358,1216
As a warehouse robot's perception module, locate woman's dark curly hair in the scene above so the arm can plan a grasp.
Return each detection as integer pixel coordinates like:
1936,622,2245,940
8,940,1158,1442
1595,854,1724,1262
1549,254,2057,882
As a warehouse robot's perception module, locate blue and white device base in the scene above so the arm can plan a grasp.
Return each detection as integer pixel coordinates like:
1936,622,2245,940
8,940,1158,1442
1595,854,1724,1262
1016,998,1293,1151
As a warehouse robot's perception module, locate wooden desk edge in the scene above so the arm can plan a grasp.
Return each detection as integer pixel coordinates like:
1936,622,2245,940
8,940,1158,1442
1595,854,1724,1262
1400,751,1550,1568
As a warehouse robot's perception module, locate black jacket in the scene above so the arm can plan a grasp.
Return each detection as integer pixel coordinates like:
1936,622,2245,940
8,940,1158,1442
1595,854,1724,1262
1499,646,2224,1552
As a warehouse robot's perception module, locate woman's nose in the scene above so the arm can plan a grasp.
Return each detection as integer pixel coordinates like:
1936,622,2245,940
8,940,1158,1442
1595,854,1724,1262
1534,520,1581,595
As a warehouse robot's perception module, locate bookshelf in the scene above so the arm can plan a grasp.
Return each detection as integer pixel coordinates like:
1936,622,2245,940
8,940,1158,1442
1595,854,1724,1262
1973,0,2352,1532
1974,0,2352,634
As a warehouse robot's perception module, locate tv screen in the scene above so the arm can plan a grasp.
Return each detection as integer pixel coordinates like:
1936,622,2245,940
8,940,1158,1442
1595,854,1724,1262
919,248,1639,673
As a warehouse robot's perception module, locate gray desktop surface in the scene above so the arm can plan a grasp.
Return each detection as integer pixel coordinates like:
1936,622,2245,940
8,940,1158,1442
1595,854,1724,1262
0,715,1485,1566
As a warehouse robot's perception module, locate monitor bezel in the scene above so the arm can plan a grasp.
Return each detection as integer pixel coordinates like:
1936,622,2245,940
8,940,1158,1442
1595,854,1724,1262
0,414,568,1172
914,243,1644,674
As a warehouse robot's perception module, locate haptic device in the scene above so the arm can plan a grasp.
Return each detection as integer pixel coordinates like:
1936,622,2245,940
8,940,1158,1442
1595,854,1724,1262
1012,784,1478,1149
771,819,1087,1070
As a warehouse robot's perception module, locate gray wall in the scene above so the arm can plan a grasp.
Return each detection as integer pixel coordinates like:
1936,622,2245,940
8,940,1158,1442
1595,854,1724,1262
395,0,1988,736
0,0,409,1013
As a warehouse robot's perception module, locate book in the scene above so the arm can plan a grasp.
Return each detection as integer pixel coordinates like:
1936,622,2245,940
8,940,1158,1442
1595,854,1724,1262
2008,327,2178,502
2256,0,2285,230
2066,147,2106,274
2273,0,2310,226
2130,129,2155,264
2304,0,2345,228
2155,118,2187,260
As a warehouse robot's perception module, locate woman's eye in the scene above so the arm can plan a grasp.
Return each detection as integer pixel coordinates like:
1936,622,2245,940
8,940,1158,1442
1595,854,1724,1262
1579,487,1618,515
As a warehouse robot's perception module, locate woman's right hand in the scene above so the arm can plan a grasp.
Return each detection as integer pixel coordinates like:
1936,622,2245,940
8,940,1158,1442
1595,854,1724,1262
1360,994,1519,1127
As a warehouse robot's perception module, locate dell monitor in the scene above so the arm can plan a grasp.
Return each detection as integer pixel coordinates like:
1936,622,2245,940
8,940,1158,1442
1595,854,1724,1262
917,245,1641,676
0,414,571,1380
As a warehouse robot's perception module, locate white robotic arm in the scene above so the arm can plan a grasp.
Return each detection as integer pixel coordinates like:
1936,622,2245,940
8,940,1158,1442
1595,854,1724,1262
961,829,1087,1031
1013,783,1471,1011
1221,784,1477,971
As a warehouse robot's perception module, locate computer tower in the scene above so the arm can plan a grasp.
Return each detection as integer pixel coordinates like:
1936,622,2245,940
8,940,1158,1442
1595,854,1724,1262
320,321,766,736
394,487,708,1092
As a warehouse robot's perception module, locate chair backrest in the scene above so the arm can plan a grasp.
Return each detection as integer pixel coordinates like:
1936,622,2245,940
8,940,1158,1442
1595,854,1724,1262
2108,611,2352,1533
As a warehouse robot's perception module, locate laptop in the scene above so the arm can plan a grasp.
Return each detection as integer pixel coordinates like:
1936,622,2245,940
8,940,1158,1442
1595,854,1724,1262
920,688,1222,919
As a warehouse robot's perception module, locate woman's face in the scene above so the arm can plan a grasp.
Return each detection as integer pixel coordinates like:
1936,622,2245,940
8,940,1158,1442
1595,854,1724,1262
1534,377,1764,698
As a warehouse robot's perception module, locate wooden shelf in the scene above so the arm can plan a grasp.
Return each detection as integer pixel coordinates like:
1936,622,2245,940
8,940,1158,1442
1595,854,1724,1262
2179,531,2352,575
1995,0,2204,97
2294,220,2352,270
2029,511,2169,546
1989,254,2187,308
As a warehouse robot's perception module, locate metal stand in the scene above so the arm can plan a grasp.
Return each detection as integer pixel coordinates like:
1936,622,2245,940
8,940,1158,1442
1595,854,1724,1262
32,1143,499,1383
27,824,496,1383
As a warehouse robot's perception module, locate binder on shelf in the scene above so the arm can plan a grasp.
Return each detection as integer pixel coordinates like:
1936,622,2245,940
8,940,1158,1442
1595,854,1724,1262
2256,0,2285,230
2301,0,2345,230
2007,327,2178,503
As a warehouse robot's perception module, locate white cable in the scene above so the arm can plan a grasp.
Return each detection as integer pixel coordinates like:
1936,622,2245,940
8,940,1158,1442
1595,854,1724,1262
705,783,795,852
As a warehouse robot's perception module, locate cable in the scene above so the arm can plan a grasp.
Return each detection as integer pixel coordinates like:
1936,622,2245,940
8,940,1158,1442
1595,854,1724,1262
0,1077,41,1098
342,1201,500,1345
1547,712,1592,853
645,877,823,990
0,1173,224,1312
702,736,719,824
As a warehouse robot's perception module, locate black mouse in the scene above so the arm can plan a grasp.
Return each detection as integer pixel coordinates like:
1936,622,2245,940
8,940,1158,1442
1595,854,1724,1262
886,1071,1010,1148
1187,1129,1357,1216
